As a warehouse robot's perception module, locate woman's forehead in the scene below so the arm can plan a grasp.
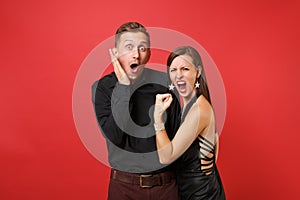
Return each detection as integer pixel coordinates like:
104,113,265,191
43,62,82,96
171,55,194,67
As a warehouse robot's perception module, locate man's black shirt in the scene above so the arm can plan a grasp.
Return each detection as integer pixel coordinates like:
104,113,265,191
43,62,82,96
92,68,181,173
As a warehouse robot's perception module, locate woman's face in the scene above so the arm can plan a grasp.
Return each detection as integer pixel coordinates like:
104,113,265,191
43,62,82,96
169,55,200,104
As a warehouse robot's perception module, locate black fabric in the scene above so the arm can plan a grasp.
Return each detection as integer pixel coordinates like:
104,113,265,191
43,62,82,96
92,68,181,173
176,94,226,200
177,166,225,200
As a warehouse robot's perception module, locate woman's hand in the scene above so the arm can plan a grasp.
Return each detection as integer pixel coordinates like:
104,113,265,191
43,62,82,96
154,93,173,123
109,48,130,85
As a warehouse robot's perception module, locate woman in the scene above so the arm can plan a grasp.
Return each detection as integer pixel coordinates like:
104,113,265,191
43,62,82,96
154,46,226,200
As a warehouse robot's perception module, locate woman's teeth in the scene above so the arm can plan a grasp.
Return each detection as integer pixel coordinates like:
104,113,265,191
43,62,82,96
177,81,186,87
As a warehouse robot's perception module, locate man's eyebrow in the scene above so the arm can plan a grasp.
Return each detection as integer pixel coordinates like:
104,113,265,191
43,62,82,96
123,40,148,44
124,39,134,43
139,41,148,45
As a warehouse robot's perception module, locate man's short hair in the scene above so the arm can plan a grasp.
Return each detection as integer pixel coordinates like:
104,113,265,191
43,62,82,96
115,22,150,47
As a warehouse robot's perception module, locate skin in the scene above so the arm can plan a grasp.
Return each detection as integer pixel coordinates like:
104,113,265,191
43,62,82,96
154,54,217,165
155,55,201,123
109,32,150,85
169,55,200,105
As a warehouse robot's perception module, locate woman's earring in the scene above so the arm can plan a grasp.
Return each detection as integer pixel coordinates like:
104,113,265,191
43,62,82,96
195,81,200,88
169,83,175,91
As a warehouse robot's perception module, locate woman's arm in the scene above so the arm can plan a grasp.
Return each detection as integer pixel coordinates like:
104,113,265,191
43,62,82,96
154,95,214,164
214,133,219,162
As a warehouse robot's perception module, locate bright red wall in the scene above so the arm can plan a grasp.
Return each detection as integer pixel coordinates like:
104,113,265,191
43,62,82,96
1,0,299,199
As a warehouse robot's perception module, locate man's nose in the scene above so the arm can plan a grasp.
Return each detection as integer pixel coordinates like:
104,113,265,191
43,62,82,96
132,48,140,59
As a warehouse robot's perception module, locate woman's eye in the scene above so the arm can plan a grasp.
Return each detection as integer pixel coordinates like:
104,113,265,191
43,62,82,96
183,67,189,71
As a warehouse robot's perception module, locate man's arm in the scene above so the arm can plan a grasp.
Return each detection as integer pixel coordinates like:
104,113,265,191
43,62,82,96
92,79,131,147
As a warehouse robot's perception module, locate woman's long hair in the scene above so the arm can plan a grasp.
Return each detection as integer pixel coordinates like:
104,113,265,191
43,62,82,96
167,46,211,104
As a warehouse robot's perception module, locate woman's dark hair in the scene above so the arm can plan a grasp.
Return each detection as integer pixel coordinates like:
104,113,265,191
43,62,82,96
167,46,211,104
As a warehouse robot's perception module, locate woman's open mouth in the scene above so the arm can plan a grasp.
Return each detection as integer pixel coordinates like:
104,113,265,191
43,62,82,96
177,81,187,93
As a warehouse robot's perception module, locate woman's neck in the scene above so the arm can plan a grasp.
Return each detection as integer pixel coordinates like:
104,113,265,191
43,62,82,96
182,92,197,115
182,91,197,107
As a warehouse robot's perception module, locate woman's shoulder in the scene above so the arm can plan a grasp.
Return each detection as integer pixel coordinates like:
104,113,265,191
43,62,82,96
185,95,214,134
185,95,213,121
188,95,213,124
195,95,213,113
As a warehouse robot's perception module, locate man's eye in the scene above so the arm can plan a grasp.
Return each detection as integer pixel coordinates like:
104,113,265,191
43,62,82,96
170,69,176,72
138,46,146,52
126,44,133,50
183,67,189,71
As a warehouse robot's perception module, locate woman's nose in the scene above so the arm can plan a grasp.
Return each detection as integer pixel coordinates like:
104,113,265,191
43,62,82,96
176,70,183,79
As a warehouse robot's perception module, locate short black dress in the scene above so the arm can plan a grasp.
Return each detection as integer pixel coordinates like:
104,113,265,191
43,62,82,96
175,96,226,200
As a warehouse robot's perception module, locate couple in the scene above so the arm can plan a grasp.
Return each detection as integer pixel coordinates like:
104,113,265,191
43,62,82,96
92,22,225,200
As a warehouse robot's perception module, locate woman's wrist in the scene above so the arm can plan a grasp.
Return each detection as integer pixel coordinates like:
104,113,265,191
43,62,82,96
154,122,165,132
154,114,163,124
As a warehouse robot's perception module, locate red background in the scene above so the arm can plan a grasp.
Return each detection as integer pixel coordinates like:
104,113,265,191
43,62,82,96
1,0,299,199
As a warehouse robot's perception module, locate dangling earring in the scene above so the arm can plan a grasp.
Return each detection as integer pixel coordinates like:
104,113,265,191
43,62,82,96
169,83,175,91
195,81,200,88
195,70,201,89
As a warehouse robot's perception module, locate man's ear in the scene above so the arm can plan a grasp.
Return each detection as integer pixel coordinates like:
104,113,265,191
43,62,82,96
144,48,151,63
147,49,151,60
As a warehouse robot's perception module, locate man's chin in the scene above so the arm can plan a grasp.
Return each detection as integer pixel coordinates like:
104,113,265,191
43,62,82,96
128,69,144,81
128,76,137,82
128,73,142,83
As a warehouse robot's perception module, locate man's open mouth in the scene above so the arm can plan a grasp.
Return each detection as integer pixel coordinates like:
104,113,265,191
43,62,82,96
130,63,138,69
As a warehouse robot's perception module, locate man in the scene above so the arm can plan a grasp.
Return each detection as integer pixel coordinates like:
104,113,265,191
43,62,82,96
92,22,181,199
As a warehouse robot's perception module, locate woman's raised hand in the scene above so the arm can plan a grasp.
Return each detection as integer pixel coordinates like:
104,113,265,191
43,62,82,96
154,93,173,123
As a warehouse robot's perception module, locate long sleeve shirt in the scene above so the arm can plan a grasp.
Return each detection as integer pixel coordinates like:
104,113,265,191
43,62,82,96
92,68,181,173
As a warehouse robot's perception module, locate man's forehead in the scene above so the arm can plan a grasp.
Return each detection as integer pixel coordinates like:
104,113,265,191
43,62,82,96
119,32,148,43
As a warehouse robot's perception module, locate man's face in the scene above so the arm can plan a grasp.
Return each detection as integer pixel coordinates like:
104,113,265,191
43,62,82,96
115,32,150,83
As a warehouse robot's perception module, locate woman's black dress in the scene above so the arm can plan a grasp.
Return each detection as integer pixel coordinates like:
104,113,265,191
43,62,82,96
176,96,226,200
